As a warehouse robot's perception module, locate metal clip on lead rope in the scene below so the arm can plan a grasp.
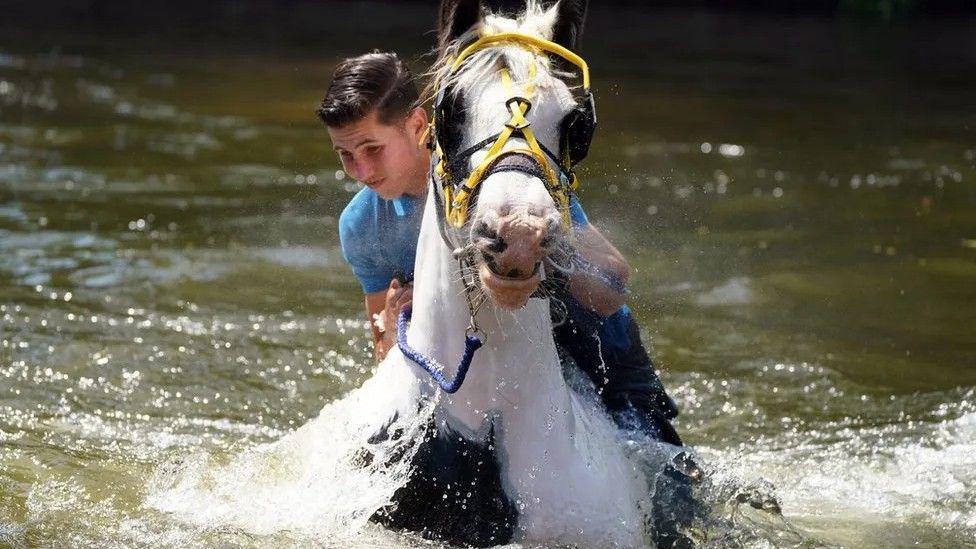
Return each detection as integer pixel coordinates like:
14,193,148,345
397,306,483,394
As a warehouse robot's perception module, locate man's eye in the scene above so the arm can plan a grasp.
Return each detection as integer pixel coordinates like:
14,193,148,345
365,146,382,155
338,151,352,160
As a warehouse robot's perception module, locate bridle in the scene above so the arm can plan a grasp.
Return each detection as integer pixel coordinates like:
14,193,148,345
398,31,598,394
428,31,597,232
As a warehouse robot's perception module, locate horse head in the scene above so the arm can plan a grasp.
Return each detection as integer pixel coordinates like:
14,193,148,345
429,0,594,310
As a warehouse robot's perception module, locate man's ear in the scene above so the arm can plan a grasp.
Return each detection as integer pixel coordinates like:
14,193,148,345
405,107,429,147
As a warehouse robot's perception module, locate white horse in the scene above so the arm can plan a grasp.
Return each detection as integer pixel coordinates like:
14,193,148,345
364,1,688,546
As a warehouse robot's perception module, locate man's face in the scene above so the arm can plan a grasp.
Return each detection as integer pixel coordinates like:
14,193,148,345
327,108,428,200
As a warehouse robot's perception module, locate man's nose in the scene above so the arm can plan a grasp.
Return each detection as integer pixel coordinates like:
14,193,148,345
344,157,372,182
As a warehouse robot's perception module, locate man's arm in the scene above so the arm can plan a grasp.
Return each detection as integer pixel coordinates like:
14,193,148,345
364,279,413,362
364,290,388,361
567,222,631,317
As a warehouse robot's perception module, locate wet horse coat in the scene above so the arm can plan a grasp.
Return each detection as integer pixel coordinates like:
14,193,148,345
367,188,648,547
362,1,680,546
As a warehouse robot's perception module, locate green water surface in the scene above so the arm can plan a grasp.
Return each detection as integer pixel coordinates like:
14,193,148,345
1,4,974,547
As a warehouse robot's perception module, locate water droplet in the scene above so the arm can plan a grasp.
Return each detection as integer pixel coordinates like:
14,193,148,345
718,143,744,157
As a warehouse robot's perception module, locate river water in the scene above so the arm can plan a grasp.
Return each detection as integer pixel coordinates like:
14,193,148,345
1,4,974,547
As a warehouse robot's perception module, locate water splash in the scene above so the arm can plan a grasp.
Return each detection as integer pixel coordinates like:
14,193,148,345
698,394,976,546
146,364,435,541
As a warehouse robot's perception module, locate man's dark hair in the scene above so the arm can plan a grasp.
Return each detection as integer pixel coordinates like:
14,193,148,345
317,51,420,128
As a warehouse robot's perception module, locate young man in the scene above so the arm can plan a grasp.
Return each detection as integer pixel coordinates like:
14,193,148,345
318,51,681,445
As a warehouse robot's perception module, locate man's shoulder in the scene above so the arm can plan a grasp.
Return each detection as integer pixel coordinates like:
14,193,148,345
339,188,378,233
339,188,383,265
342,187,396,248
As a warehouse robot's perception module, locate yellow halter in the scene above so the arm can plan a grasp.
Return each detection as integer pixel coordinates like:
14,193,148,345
431,32,592,229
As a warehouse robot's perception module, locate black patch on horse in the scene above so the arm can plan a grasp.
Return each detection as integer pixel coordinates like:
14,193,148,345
371,417,517,547
435,90,467,164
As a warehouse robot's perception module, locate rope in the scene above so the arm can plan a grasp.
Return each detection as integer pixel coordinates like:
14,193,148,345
397,306,483,394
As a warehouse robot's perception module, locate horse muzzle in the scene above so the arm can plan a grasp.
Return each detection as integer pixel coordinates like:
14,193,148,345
473,211,557,310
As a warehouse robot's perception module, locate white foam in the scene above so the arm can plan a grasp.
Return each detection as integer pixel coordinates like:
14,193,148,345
704,411,976,544
146,362,432,540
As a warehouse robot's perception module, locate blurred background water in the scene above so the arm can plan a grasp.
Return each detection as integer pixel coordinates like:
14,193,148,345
1,1,974,547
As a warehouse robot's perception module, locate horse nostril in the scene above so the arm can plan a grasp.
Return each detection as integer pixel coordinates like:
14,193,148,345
539,233,554,249
507,268,521,278
475,221,497,240
476,221,507,253
482,251,502,275
487,237,507,253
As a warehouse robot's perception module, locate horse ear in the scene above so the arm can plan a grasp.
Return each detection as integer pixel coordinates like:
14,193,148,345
438,0,482,54
550,0,588,51
438,1,587,53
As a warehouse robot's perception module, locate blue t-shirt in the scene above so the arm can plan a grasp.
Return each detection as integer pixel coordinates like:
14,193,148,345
338,187,631,348
339,189,426,294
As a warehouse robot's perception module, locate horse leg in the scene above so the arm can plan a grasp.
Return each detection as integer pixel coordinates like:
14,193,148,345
371,417,518,547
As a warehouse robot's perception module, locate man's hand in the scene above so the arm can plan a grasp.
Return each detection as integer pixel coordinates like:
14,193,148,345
567,223,630,317
380,278,413,338
365,278,413,362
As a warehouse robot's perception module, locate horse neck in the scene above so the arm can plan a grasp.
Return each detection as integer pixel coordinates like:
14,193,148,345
405,60,575,432
405,191,649,547
406,188,566,430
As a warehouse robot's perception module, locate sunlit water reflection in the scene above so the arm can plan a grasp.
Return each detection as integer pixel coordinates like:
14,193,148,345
1,5,974,547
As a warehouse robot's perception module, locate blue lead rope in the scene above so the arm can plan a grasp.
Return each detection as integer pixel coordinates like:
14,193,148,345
397,306,483,394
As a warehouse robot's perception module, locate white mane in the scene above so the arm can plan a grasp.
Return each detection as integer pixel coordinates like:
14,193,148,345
429,0,579,110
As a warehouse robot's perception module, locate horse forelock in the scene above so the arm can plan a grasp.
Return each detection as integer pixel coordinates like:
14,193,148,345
426,1,576,107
